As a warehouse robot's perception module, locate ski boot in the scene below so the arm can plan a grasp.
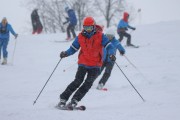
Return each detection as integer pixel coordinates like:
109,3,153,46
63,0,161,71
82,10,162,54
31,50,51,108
66,99,78,110
57,99,67,108
2,58,7,65
96,83,104,90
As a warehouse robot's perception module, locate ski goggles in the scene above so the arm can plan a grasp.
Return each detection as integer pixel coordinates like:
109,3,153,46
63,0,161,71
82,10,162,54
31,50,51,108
83,26,94,32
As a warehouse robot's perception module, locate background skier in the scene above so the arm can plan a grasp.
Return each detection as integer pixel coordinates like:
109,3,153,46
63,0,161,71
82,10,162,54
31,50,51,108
97,29,125,90
117,12,136,47
31,9,43,34
63,7,77,40
0,17,18,65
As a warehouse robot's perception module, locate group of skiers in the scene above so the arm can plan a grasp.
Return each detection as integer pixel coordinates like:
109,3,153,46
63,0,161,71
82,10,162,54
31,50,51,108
57,10,136,109
0,6,136,109
30,7,77,38
0,9,42,65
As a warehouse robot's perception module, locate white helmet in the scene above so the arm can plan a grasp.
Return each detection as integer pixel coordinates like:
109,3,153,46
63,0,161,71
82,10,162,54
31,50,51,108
105,28,115,37
65,6,69,13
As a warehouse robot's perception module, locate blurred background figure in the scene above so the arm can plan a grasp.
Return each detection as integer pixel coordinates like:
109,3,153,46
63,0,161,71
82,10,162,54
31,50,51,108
117,12,136,47
31,9,43,34
97,29,125,90
63,6,77,40
0,17,18,65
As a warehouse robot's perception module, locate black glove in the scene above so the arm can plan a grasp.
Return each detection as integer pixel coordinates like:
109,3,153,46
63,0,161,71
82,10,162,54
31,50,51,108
132,27,136,30
120,50,125,55
60,51,68,58
109,55,116,61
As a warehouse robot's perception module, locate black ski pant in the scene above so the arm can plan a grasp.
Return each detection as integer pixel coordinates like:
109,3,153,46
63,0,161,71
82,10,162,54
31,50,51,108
118,32,131,45
67,24,76,38
32,22,38,32
60,66,100,102
32,21,43,33
99,61,115,85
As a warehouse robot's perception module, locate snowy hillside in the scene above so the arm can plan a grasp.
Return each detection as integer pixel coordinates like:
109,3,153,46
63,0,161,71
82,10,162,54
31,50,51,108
0,20,180,120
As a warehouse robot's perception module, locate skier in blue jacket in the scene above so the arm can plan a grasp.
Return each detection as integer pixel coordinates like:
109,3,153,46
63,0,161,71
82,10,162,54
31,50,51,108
0,17,18,65
117,12,136,47
97,29,125,90
63,7,77,40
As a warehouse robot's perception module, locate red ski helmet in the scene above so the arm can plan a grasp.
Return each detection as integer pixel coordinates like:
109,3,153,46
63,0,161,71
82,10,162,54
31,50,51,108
83,17,95,26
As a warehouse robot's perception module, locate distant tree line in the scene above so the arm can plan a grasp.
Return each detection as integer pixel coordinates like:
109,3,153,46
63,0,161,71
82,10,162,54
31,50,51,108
26,0,138,33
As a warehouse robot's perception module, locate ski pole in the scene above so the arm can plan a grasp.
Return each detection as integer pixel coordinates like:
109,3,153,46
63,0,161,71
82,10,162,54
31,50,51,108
124,55,147,80
33,58,62,105
115,61,145,102
124,55,137,69
11,38,18,65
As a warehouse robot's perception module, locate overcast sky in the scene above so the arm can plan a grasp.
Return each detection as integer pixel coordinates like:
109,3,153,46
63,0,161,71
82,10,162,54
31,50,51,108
0,0,180,34
128,0,180,24
0,0,29,34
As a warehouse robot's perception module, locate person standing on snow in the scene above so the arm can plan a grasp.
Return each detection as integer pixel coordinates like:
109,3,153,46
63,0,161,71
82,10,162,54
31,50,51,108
117,12,136,47
31,9,43,34
0,17,18,65
58,16,116,109
97,29,125,90
63,6,77,40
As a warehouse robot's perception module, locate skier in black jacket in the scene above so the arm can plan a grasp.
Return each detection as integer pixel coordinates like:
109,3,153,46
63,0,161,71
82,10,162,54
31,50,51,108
31,9,43,34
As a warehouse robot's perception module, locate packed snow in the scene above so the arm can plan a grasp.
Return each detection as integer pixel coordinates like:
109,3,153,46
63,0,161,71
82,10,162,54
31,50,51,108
0,20,180,120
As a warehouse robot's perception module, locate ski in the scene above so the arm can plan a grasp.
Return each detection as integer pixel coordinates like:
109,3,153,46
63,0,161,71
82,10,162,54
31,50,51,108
139,43,151,47
101,88,108,91
125,45,139,48
54,38,75,43
124,43,151,48
54,40,73,43
55,105,86,111
97,88,108,91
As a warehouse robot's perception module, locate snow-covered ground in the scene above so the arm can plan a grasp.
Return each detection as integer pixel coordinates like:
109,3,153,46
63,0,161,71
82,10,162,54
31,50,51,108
0,20,180,120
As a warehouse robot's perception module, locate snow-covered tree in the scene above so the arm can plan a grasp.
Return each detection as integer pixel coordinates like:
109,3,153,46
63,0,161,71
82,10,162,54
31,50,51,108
26,0,137,33
93,0,126,28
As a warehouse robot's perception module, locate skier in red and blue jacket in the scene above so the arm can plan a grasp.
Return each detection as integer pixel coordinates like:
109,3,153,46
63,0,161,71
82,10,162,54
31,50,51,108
58,16,116,109
117,12,136,47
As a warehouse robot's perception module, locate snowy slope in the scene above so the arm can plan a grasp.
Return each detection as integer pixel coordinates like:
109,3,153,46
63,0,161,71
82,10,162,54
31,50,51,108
0,21,180,120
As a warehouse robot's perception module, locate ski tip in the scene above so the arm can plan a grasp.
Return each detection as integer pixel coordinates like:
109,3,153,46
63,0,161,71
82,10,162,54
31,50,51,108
33,101,36,105
79,106,86,111
96,88,108,91
102,88,108,91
